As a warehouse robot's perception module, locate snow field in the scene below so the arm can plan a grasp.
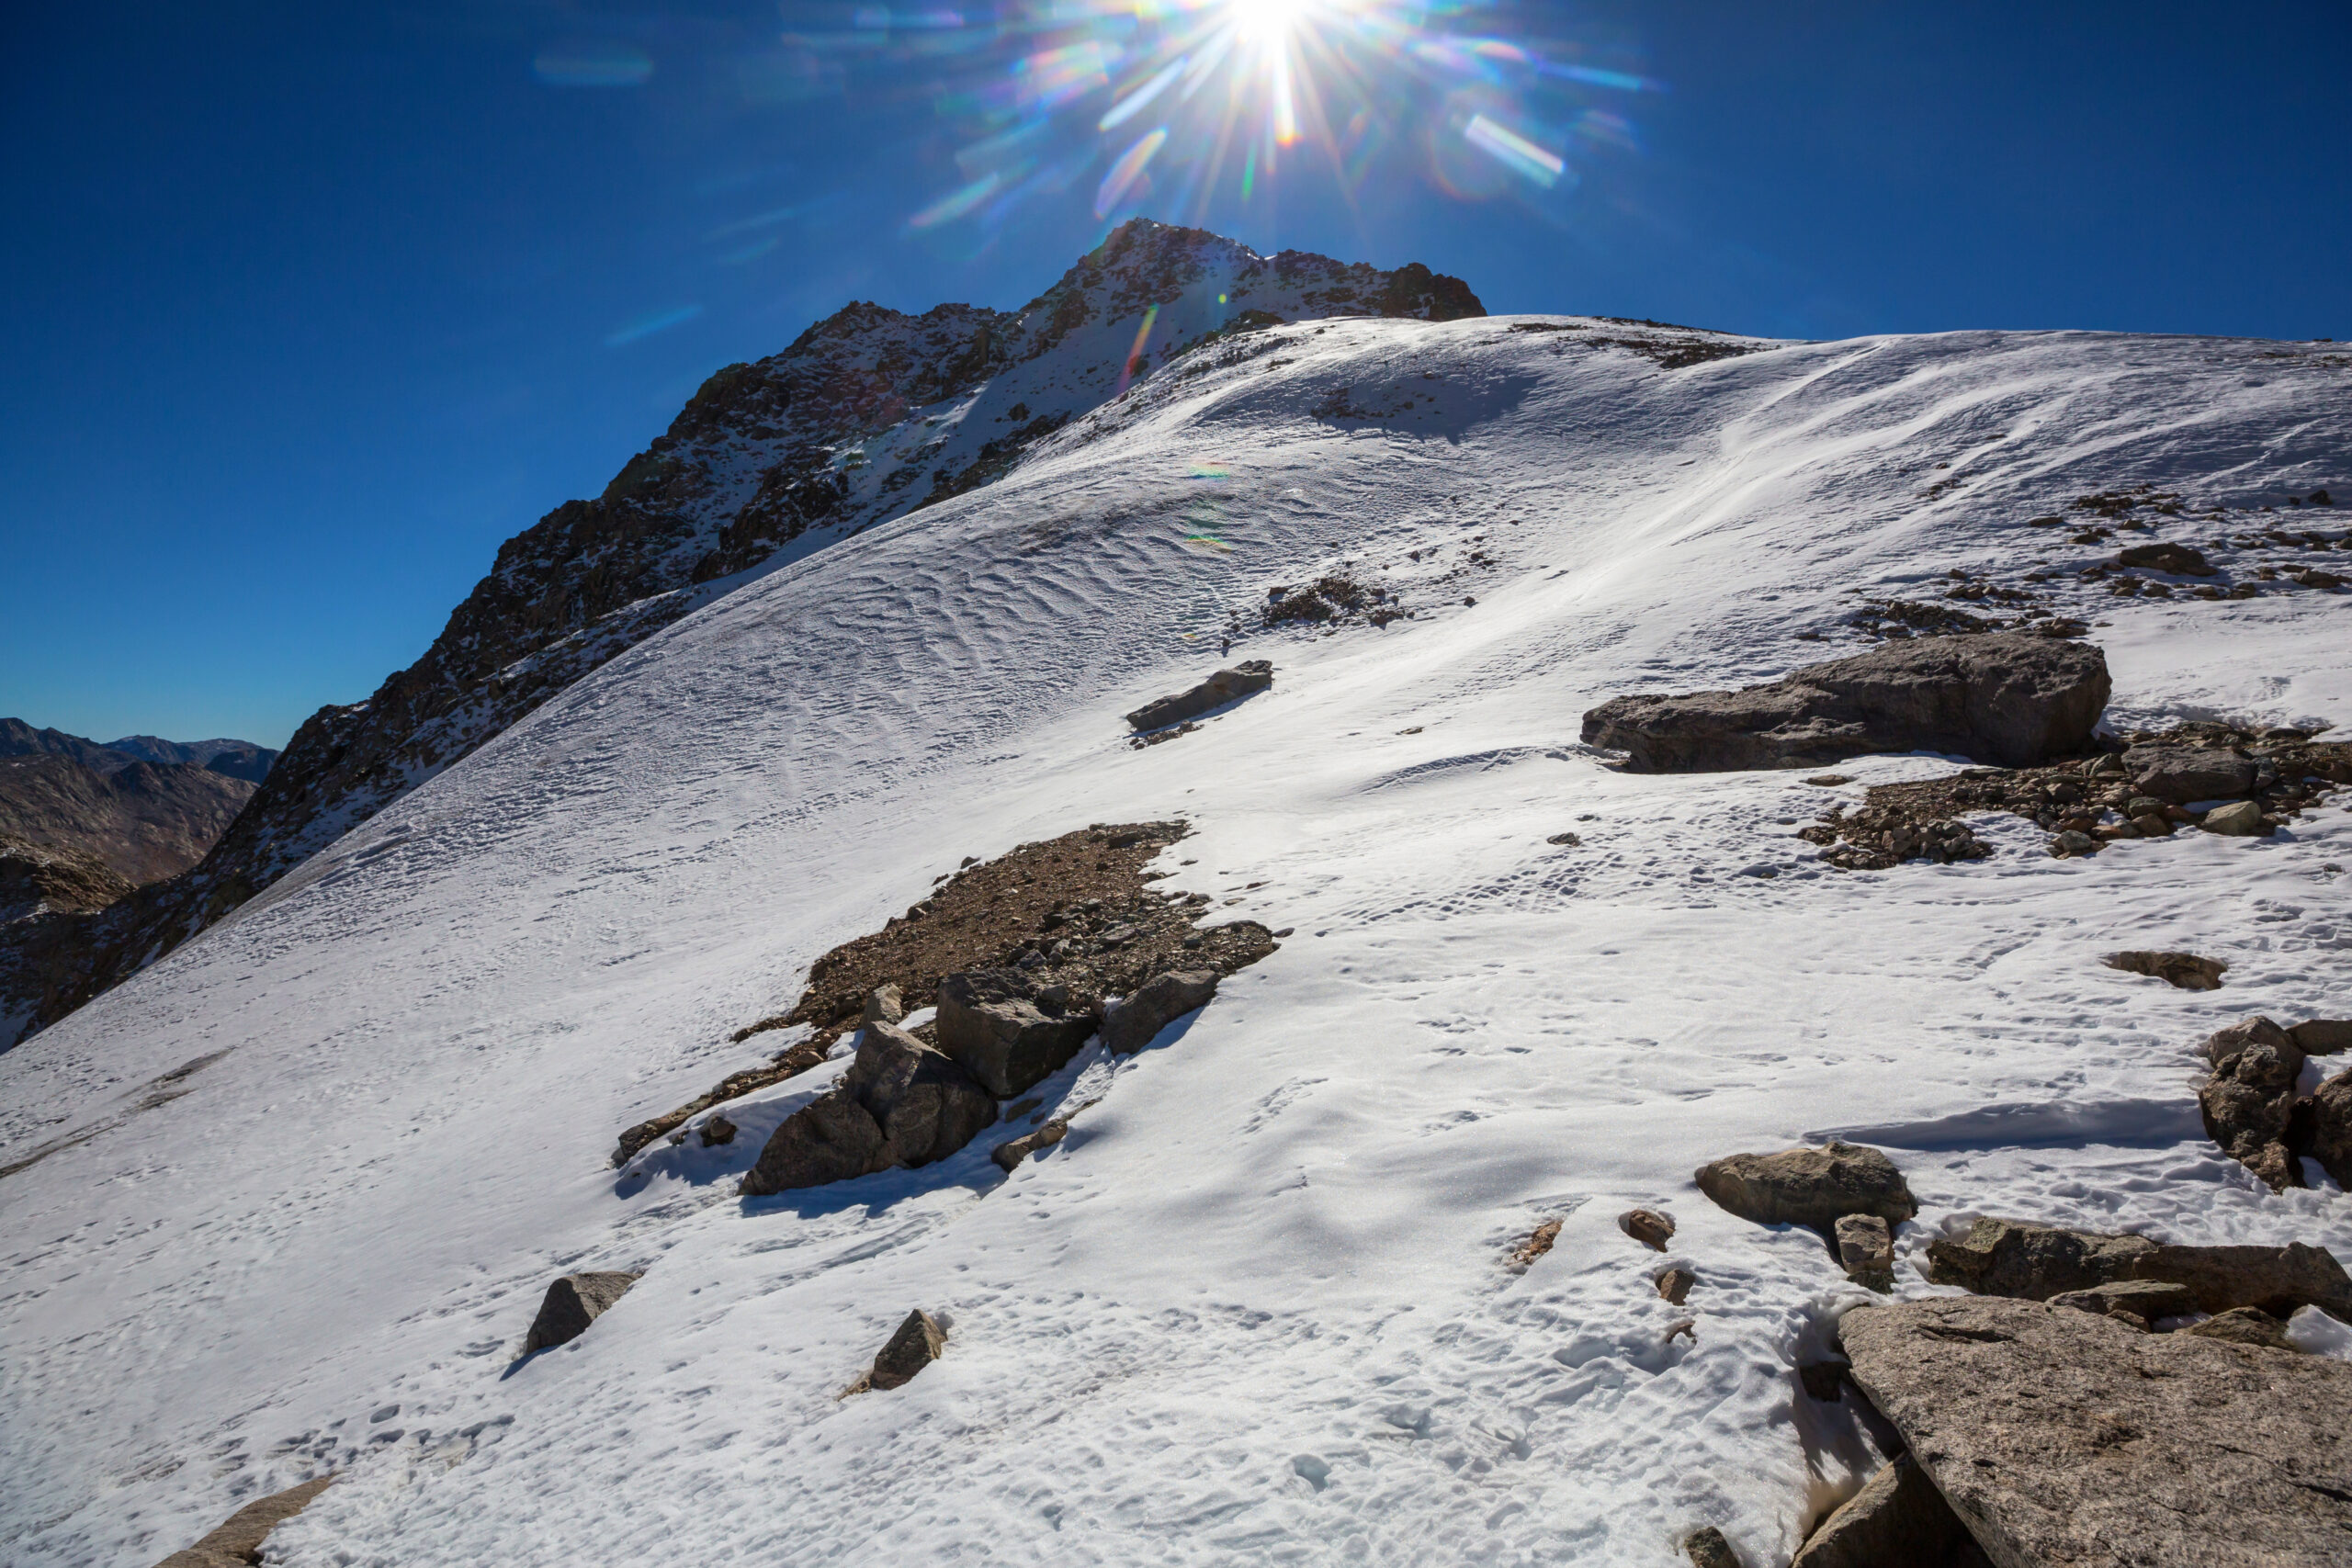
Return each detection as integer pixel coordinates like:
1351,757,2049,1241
1,318,2347,1566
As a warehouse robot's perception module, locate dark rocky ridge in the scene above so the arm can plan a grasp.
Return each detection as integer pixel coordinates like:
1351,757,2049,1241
0,221,1481,1049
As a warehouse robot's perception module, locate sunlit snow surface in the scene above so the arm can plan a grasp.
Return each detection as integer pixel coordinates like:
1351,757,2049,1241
4,321,2349,1567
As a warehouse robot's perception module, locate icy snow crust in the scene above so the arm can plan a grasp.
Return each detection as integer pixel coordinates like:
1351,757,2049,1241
3,320,2348,1568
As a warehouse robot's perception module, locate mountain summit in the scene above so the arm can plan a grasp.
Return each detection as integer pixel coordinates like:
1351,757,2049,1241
0,222,1479,1047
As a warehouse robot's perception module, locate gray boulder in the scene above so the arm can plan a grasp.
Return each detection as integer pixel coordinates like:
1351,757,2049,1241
1681,1526,1743,1568
2045,1279,2199,1325
2123,743,2257,803
153,1475,336,1568
1835,1213,1895,1292
524,1270,643,1354
1924,1216,2352,1320
935,970,1097,1098
2179,1306,2295,1349
867,1308,947,1391
863,984,904,1026
1125,660,1275,731
1101,968,1219,1055
2198,1016,2305,1190
2310,1066,2352,1190
1789,1454,1991,1568
2115,542,2216,577
2132,1241,2352,1321
1694,1142,1917,1235
1580,634,2110,772
2199,799,2268,836
740,1021,997,1196
1841,1295,2352,1567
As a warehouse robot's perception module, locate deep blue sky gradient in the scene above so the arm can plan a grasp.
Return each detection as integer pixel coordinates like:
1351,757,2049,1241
4,2,2346,746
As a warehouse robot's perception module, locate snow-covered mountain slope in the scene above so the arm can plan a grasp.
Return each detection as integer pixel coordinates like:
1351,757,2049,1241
2,316,2347,1568
0,220,1481,1050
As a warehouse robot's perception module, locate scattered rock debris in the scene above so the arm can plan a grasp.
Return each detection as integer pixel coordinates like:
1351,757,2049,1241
2102,951,2226,989
523,1271,643,1356
618,822,1276,1165
1261,576,1408,629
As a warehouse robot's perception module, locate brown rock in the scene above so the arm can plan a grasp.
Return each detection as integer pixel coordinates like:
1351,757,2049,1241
152,1474,335,1568
2114,542,2216,576
2123,743,2258,803
2131,1241,2352,1320
1694,1142,1917,1235
2178,1306,2296,1350
2100,949,2226,989
1682,1525,1744,1568
1510,1218,1563,1268
989,1117,1069,1173
2310,1066,2352,1189
1100,967,1218,1055
934,969,1097,1097
1619,1208,1676,1251
1657,1267,1697,1304
1125,660,1275,731
866,1308,947,1391
863,983,904,1026
738,1085,888,1196
2290,1018,2352,1055
1924,1216,2156,1299
1580,633,2111,772
524,1270,644,1355
698,1113,737,1147
1835,1213,1895,1292
1790,1454,1991,1568
2197,1016,2306,1190
1842,1295,2352,1567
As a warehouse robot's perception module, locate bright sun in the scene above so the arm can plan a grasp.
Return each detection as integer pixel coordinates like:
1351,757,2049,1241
1227,0,1312,43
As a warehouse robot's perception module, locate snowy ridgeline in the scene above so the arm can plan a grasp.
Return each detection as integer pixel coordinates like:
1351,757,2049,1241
1,317,2348,1568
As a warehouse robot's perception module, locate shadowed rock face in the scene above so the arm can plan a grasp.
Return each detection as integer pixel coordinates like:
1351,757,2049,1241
1790,1454,1990,1568
523,1271,643,1355
1580,633,2110,772
1924,1215,2352,1319
739,1021,997,1196
1842,1295,2352,1568
0,755,255,887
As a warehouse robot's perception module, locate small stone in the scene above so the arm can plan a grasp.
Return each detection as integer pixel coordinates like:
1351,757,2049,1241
2178,1305,2296,1349
1835,1213,1896,1292
1510,1218,1563,1268
2199,799,2267,836
989,1117,1069,1172
1619,1208,1676,1251
2048,829,2098,856
863,984,904,1026
1803,774,1853,786
1683,1525,1744,1568
1657,1267,1697,1304
524,1271,644,1355
865,1308,947,1391
2101,950,2226,989
1545,831,1582,846
698,1114,737,1147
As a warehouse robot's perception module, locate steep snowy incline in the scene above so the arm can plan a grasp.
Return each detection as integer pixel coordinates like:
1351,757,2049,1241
1,318,2347,1568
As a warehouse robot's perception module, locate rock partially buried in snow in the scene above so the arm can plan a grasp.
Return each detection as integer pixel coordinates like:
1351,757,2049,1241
2290,1018,2352,1055
1924,1215,2352,1319
1788,1453,1991,1568
2179,1306,2296,1349
1694,1141,1917,1235
1125,660,1274,732
2114,541,2216,576
2102,949,2226,989
1100,967,1218,1055
990,1117,1068,1172
153,1474,336,1568
1681,1525,1744,1568
934,969,1097,1098
524,1271,644,1355
2310,1067,2352,1190
1578,633,2110,772
2123,743,2257,804
2199,799,2268,836
1835,1213,1895,1292
1840,1295,2352,1567
1618,1208,1676,1251
739,1021,997,1196
864,1308,947,1392
2199,1016,2306,1190
1656,1267,1696,1304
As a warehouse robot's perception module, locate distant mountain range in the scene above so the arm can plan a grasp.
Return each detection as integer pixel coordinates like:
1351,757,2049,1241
0,220,1482,1048
0,717,277,784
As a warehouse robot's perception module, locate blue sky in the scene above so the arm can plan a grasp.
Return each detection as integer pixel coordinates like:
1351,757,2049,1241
4,2,2346,748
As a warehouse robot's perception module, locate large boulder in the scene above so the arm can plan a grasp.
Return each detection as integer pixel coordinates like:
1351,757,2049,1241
1789,1454,1990,1568
1694,1142,1917,1235
2197,1016,2306,1190
1925,1216,2352,1320
1579,633,2110,772
740,1021,997,1196
1841,1295,2352,1567
153,1475,336,1568
1125,660,1274,731
867,1308,947,1391
2122,743,2258,804
2114,541,2216,577
934,970,1097,1098
1100,968,1219,1055
523,1270,643,1355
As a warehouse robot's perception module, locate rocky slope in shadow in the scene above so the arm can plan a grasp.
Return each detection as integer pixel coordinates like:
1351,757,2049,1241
0,220,1481,1048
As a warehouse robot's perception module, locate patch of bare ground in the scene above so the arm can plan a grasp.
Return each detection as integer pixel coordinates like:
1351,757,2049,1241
1261,575,1409,629
613,821,1278,1162
1798,722,2350,871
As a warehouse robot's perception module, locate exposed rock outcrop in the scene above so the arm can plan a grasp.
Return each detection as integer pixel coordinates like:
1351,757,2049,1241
1581,633,2110,772
2199,1016,2307,1190
1125,660,1275,732
1100,967,1219,1055
152,1474,334,1568
1790,1454,1990,1568
1694,1142,1917,1236
1842,1295,2352,1568
1834,1213,1895,1292
524,1271,643,1355
934,970,1098,1098
1923,1216,2352,1319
